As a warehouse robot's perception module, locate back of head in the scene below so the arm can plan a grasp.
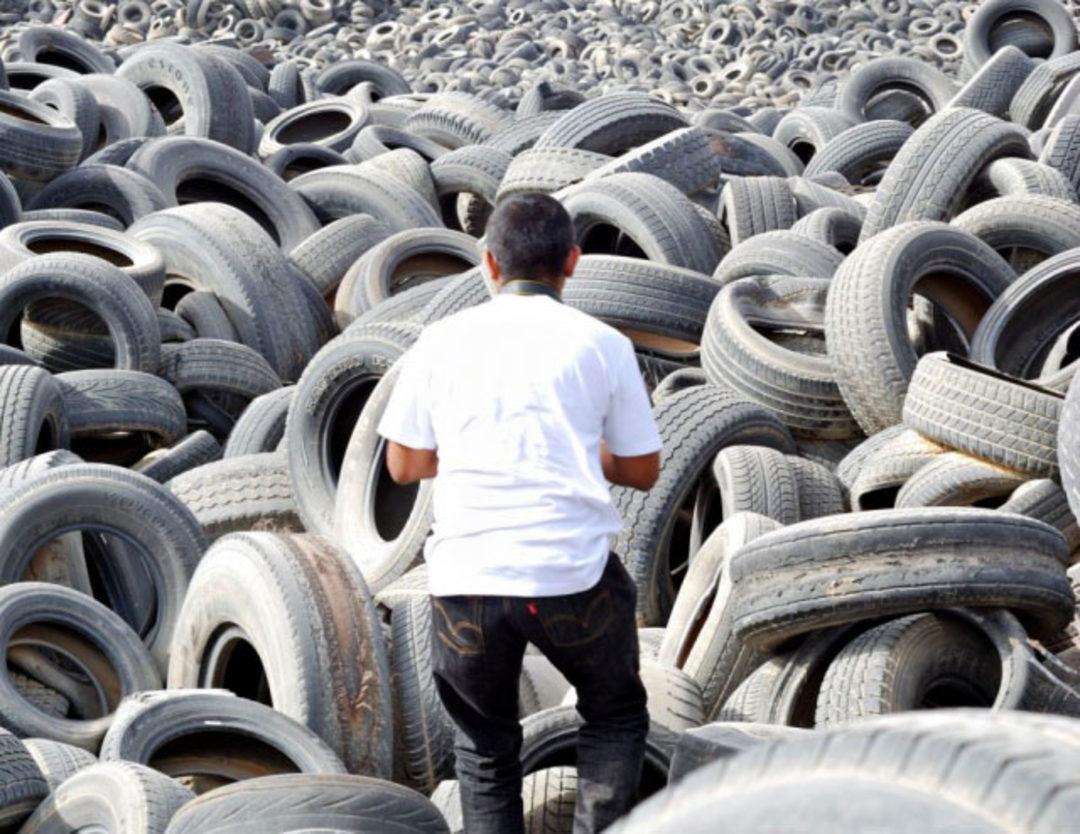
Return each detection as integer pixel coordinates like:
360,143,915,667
485,193,575,283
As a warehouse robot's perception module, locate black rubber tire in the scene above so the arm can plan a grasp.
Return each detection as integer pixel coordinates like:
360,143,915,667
174,291,237,343
349,278,454,329
126,136,320,251
331,361,435,593
496,147,610,201
825,221,1015,434
1038,114,1080,192
21,738,96,792
719,176,797,246
789,207,863,254
1056,369,1080,527
28,77,100,163
703,275,857,440
965,0,1078,70
0,463,205,669
0,88,81,182
974,157,1076,202
259,98,370,158
772,107,855,166
1011,52,1080,129
77,75,164,148
290,165,443,233
222,386,294,459
533,92,687,156
613,385,794,625
285,321,418,538
165,533,391,778
952,195,1080,270
0,581,159,749
164,774,450,834
0,364,69,468
859,108,1031,242
711,447,800,526
562,255,719,350
835,57,957,125
894,451,1026,509
606,711,1080,832
847,428,945,511
805,119,914,185
903,352,1063,477
1003,478,1080,555
403,91,512,150
713,230,844,285
314,59,411,99
416,269,489,326
100,688,346,786
115,42,256,153
27,163,169,227
949,46,1036,117
262,142,347,182
389,594,455,793
583,126,723,197
288,214,392,298
729,508,1073,649
333,229,480,326
668,723,809,785
165,452,302,544
55,369,186,448
18,760,191,834
561,172,722,274
134,431,222,484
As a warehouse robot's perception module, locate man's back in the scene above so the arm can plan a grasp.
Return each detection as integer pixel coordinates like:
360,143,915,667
381,291,658,597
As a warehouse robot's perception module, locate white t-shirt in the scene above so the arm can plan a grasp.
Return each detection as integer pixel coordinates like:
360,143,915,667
377,292,662,597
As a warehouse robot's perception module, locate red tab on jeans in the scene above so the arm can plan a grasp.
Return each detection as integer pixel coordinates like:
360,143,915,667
527,601,538,616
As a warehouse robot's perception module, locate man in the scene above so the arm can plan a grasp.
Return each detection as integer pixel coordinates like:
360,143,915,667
378,192,662,834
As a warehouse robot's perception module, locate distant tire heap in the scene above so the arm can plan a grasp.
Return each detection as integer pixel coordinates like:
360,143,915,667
0,0,1080,830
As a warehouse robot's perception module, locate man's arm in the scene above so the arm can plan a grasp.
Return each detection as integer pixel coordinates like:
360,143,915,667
386,441,439,485
601,441,659,491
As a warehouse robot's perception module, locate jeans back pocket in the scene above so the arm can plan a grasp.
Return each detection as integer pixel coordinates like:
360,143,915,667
538,587,614,648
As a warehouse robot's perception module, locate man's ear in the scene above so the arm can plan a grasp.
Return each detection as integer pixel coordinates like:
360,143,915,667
564,245,581,277
483,249,502,286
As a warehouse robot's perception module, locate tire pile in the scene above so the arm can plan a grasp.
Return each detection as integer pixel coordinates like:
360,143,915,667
1,0,1080,831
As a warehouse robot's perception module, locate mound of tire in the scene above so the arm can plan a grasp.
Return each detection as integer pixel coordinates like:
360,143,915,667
0,0,1079,831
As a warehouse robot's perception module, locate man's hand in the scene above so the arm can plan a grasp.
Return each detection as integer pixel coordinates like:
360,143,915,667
386,441,439,484
601,442,660,491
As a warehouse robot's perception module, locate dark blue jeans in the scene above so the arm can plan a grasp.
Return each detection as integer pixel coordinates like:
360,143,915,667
430,553,649,834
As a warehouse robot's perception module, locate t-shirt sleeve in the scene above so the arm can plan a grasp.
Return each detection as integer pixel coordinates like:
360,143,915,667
603,338,662,457
377,341,437,450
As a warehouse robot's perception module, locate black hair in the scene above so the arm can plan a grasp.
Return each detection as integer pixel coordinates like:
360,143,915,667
486,192,575,282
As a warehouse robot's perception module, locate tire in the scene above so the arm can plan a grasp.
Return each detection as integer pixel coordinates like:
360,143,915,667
28,77,100,162
894,451,1027,509
166,533,390,777
533,92,687,155
561,173,721,274
416,269,489,326
952,195,1080,269
126,136,320,251
650,367,706,406
17,27,114,74
703,275,857,439
1003,478,1080,555
350,279,454,329
711,447,800,525
163,774,450,834
174,291,237,343
825,221,1015,434
334,229,480,326
286,321,419,538
789,207,862,254
0,731,48,829
0,582,159,749
1011,52,1080,129
729,508,1073,649
0,463,205,669
432,768,576,834
0,365,68,468
713,230,844,284
290,165,443,233
263,143,347,181
222,386,294,458
835,57,957,125
21,738,96,791
389,594,455,792
835,424,908,495
348,125,449,165
134,431,222,484
788,455,846,518
974,157,1076,201
607,711,1080,832
289,214,393,298
403,91,512,149
18,761,191,834
668,723,809,785
788,176,867,219
806,117,914,185
1057,371,1080,528
719,176,797,246
19,209,122,231
166,453,302,543
656,513,781,719
429,144,509,233
859,108,1031,242
27,163,169,227
259,99,370,158
965,0,1078,70
614,386,794,625
1039,114,1080,192
562,255,719,350
583,126,723,196
848,428,945,511
332,362,436,593
772,108,855,165
314,59,411,99
948,46,1036,117
55,369,186,448
902,352,1063,477
0,88,81,182
116,42,256,153
496,147,610,200
130,204,315,382
77,75,165,147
